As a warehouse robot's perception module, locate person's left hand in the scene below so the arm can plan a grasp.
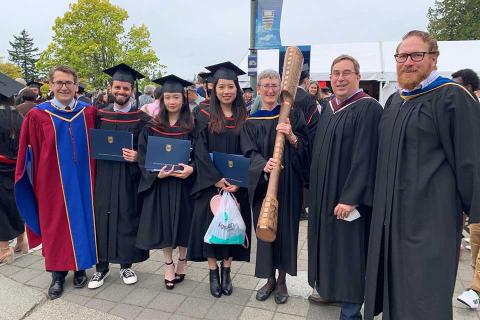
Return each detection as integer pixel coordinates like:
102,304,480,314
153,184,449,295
223,181,239,193
276,118,292,136
122,148,138,162
171,163,194,179
334,203,357,219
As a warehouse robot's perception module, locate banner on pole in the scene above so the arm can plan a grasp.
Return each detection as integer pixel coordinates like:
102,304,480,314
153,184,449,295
248,54,257,77
255,0,283,49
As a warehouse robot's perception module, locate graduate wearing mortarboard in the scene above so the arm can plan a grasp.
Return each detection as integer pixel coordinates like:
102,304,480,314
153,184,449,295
76,83,91,104
87,63,150,290
26,80,45,104
0,73,26,265
197,72,214,107
188,62,252,298
136,75,195,290
242,86,254,112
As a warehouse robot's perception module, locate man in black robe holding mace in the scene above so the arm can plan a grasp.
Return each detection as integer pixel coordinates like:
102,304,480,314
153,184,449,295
308,55,382,320
87,63,150,289
364,30,480,320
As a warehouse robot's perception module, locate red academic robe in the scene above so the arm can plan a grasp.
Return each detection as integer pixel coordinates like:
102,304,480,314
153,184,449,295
14,101,98,271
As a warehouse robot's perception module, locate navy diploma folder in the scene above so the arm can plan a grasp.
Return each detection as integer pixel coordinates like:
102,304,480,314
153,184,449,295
90,129,133,162
212,152,250,188
144,136,191,171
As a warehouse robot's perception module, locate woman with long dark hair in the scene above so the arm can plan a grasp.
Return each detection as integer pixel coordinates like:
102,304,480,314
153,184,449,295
136,75,195,290
188,62,251,298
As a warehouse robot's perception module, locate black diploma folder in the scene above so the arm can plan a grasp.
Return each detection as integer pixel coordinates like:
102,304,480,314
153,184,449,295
144,136,191,171
90,129,133,162
212,152,250,188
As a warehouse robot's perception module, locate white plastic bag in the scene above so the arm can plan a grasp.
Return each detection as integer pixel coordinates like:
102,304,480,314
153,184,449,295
204,191,246,245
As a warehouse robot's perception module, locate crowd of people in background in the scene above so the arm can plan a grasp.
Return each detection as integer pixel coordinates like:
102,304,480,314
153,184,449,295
2,30,480,320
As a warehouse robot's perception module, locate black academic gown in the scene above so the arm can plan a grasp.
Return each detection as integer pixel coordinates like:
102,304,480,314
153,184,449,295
294,87,319,187
94,105,150,264
136,124,194,250
364,84,480,320
0,105,24,241
308,94,382,304
77,95,91,104
241,106,309,277
295,87,319,145
187,108,251,262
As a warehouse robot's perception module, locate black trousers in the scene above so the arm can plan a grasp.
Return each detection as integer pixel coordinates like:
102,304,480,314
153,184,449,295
96,262,132,273
0,170,25,241
49,270,84,280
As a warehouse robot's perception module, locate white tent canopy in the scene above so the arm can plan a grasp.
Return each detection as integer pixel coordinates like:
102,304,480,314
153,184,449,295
239,40,480,104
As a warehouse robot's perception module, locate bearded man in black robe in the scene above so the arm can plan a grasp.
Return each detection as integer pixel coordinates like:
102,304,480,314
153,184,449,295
364,30,480,320
87,64,150,290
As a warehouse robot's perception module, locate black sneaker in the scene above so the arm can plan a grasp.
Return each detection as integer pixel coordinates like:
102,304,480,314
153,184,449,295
88,271,109,289
120,268,137,285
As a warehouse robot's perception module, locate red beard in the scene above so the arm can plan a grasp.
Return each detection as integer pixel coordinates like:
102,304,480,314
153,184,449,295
397,67,432,90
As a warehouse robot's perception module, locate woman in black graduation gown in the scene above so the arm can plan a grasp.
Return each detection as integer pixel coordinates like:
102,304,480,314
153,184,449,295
240,69,309,304
136,75,195,290
188,62,251,298
0,96,30,264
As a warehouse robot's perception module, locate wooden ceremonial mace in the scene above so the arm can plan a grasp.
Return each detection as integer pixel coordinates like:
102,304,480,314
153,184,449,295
256,47,304,242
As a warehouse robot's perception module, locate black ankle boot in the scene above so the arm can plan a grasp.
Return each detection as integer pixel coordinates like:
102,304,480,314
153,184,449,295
209,268,222,298
221,264,232,296
274,271,289,304
48,271,66,300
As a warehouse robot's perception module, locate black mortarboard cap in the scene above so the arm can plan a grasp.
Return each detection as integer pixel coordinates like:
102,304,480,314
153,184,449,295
152,74,193,93
103,63,145,84
205,61,246,81
243,86,253,92
198,72,214,84
0,73,25,98
78,82,86,93
27,80,43,88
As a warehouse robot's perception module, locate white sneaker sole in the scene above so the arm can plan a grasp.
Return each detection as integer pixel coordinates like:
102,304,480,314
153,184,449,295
122,276,138,285
88,271,110,289
457,297,479,309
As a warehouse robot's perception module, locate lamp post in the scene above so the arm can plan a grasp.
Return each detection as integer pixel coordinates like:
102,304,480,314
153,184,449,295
250,0,257,93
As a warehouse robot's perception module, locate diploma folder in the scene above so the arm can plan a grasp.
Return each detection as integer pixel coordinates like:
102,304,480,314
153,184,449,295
212,152,250,188
144,136,191,171
90,129,133,162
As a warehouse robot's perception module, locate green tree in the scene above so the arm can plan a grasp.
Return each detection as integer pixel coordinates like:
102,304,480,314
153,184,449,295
427,0,480,40
0,58,23,79
8,29,39,82
122,24,165,90
37,0,164,89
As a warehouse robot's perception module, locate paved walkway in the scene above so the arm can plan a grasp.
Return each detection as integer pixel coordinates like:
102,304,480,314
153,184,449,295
0,221,478,319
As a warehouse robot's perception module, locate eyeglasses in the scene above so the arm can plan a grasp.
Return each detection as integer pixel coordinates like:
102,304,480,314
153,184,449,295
330,70,357,78
259,84,280,90
394,52,437,63
52,81,76,89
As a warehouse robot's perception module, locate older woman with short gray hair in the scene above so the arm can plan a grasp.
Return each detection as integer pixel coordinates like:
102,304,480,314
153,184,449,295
240,69,309,305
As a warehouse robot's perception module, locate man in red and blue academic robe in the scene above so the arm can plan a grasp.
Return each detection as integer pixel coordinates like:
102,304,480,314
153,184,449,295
15,66,97,300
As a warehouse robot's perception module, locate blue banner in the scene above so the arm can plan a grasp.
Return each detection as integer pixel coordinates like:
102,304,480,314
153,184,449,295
248,54,257,77
255,0,283,49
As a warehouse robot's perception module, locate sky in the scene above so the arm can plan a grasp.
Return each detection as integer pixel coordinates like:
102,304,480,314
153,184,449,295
1,0,436,80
